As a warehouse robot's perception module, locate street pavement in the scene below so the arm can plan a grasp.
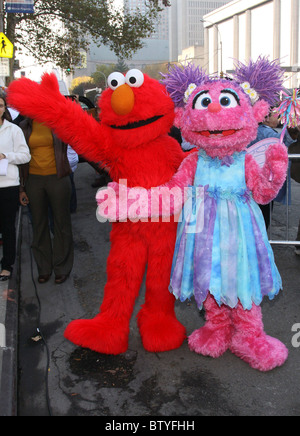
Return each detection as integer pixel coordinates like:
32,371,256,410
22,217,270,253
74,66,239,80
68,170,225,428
0,209,20,416
4,162,300,417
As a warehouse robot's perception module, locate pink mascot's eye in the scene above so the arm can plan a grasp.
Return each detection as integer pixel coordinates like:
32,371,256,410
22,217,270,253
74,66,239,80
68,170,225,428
219,89,240,108
193,92,212,110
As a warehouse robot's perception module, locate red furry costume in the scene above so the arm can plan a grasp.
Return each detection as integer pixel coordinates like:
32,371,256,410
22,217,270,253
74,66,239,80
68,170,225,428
8,70,186,354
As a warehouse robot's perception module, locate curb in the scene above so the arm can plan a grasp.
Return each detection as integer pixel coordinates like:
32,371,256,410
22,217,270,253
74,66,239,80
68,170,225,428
0,207,22,416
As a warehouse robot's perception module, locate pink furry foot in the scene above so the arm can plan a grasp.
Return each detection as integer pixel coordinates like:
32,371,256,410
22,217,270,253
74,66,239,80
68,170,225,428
188,324,232,358
188,294,233,358
230,332,288,371
231,303,288,371
138,311,186,352
64,314,129,355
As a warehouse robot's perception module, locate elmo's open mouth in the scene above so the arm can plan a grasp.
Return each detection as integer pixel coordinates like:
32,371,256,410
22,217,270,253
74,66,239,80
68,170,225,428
198,129,238,137
110,115,163,130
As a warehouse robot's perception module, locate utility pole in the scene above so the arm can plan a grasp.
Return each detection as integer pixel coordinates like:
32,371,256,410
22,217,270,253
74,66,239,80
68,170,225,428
0,0,4,85
0,0,4,33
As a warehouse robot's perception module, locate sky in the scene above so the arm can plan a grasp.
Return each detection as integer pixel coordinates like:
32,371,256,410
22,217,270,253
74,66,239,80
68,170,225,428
112,0,123,10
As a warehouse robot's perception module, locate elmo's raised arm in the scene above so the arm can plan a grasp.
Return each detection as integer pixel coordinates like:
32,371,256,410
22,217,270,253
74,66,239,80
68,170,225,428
8,73,106,165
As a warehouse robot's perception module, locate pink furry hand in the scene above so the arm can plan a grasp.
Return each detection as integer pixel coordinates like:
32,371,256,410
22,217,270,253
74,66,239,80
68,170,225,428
264,142,288,182
96,181,148,222
96,185,117,222
96,151,198,221
245,143,288,204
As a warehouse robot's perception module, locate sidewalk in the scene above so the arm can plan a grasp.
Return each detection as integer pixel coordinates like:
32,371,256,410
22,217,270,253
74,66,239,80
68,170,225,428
0,208,21,416
0,275,7,396
2,162,300,416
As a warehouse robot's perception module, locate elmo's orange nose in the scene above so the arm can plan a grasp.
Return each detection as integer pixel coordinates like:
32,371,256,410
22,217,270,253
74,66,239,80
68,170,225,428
111,84,135,116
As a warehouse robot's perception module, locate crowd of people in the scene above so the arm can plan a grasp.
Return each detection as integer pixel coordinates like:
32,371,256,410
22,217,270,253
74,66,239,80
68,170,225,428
0,86,299,284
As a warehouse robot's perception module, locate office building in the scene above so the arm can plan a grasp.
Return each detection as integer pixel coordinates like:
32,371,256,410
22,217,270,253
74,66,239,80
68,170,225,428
203,0,299,88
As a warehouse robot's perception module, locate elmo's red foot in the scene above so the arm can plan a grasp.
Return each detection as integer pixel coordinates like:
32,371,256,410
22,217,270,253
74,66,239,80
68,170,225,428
138,311,186,352
64,314,129,355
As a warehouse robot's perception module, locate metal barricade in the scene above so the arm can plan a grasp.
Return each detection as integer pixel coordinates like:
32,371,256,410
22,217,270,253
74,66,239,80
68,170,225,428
269,154,300,246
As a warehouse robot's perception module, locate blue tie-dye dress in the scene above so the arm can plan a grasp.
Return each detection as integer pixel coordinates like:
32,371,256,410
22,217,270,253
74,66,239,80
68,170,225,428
169,150,282,310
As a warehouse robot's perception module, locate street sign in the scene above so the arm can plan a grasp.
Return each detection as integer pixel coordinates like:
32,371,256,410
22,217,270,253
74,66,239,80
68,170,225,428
0,33,14,59
0,58,10,76
6,1,34,14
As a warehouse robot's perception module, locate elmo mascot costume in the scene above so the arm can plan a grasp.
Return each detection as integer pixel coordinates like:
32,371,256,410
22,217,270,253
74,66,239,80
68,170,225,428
106,58,290,371
8,69,186,354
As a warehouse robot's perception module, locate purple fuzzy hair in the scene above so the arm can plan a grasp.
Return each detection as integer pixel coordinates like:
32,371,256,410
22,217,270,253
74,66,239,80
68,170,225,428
160,63,209,107
233,56,284,106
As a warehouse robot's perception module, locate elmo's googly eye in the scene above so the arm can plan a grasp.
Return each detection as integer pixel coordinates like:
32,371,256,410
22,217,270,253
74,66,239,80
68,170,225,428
107,72,126,90
125,69,144,88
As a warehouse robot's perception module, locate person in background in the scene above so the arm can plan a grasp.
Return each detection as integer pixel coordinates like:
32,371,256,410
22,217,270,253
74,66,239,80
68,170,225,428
48,144,79,235
289,126,300,255
67,145,79,214
19,117,74,284
0,94,31,281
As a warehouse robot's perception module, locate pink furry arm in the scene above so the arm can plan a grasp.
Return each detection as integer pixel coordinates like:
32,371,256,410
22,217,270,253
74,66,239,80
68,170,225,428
245,143,288,204
96,151,198,221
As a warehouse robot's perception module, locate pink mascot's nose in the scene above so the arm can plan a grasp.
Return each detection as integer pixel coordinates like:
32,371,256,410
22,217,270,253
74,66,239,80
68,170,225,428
208,102,222,113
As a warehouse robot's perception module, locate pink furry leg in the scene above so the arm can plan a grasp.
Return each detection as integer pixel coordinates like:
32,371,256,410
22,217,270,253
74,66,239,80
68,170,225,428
230,303,288,371
188,294,233,358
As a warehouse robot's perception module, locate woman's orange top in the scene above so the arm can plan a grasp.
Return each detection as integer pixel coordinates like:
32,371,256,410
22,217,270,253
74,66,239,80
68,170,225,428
28,121,57,175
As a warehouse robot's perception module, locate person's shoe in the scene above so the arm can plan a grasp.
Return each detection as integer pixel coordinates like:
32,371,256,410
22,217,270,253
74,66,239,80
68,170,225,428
0,274,10,281
0,270,11,281
294,248,300,256
55,274,69,284
38,274,51,284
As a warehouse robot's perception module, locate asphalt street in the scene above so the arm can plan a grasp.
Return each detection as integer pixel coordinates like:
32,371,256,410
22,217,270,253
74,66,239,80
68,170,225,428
17,162,300,417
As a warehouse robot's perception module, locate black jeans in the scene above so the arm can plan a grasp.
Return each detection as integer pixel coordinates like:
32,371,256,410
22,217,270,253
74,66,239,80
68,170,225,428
259,202,273,230
0,186,19,272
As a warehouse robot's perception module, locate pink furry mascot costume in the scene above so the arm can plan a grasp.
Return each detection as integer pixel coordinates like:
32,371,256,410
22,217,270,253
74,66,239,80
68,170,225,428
7,69,187,355
107,58,289,371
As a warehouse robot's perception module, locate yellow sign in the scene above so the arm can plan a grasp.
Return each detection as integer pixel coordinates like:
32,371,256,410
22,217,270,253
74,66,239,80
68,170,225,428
0,33,14,59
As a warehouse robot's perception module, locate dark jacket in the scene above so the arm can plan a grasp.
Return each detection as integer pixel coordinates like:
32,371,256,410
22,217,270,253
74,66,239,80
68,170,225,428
19,118,71,190
289,136,300,184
